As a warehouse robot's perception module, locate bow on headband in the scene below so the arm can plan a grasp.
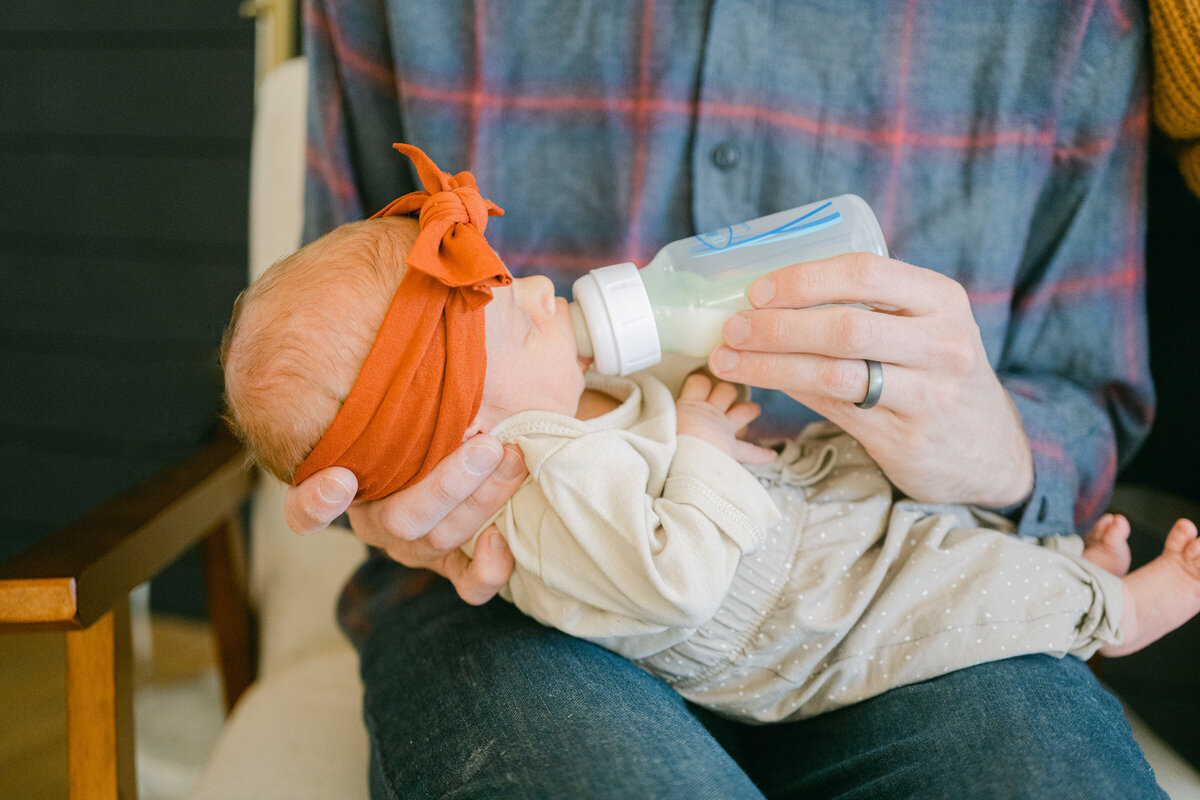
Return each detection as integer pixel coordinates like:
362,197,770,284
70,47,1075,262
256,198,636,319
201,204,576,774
291,144,511,501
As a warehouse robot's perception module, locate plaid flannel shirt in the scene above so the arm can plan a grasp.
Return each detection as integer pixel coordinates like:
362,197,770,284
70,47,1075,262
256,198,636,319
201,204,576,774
300,0,1152,644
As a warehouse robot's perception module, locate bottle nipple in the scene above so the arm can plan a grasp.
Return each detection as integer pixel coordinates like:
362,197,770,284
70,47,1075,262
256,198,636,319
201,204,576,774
569,302,594,359
569,263,661,376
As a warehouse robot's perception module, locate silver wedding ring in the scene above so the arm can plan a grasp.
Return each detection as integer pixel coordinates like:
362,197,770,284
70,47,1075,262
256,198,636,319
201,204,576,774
856,359,883,409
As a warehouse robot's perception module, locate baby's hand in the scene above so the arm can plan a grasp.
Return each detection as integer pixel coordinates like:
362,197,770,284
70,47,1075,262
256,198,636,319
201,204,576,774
675,373,777,464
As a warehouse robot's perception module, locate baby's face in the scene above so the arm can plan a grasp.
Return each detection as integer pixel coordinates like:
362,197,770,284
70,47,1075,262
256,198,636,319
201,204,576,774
475,275,587,428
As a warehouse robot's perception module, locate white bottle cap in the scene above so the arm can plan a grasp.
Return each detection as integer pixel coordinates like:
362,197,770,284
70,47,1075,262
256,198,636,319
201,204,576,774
570,262,661,376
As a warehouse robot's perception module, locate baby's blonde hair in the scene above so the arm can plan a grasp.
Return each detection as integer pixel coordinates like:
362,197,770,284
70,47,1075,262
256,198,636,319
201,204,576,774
221,216,418,482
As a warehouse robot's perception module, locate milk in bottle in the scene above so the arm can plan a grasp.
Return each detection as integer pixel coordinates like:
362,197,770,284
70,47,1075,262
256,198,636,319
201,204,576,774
569,194,887,376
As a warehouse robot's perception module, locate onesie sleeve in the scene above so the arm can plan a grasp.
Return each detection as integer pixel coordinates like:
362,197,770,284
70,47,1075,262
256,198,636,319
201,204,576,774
498,429,780,647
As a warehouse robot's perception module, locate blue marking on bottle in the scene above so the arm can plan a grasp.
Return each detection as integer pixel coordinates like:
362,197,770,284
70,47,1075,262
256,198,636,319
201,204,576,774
688,207,842,258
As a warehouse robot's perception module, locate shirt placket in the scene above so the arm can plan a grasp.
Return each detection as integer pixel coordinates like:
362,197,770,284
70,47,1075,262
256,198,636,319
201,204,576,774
690,0,771,232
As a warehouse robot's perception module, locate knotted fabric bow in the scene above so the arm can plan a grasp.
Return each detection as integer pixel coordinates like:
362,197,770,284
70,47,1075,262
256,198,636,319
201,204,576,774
291,143,511,501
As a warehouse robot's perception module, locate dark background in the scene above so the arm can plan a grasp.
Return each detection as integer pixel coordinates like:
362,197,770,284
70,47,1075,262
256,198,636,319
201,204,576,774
0,3,255,612
1100,136,1200,770
1122,140,1200,499
0,1,1196,769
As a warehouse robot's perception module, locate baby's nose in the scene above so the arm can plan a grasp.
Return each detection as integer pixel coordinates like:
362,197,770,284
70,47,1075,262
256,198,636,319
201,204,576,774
519,275,557,312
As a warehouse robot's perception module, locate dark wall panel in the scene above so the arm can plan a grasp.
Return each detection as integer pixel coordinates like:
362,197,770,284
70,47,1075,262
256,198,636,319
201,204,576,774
2,446,179,538
4,351,221,443
0,48,252,139
0,3,253,31
0,4,254,585
2,253,243,342
0,151,249,242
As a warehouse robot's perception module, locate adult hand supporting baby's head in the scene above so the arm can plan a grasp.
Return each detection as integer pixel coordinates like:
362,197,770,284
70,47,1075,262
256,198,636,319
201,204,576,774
284,465,357,535
283,434,525,605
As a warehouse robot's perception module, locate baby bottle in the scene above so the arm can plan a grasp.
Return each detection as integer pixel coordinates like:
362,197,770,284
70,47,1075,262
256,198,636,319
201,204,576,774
569,194,888,376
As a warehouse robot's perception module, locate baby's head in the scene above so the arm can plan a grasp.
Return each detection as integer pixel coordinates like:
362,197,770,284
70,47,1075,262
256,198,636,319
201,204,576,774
222,215,586,489
221,216,420,483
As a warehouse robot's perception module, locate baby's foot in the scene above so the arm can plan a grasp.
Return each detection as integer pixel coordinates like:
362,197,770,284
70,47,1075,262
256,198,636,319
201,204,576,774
1100,519,1200,657
1082,513,1132,576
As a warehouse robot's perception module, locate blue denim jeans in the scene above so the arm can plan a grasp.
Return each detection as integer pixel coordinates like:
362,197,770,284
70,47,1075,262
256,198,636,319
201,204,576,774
358,580,1164,799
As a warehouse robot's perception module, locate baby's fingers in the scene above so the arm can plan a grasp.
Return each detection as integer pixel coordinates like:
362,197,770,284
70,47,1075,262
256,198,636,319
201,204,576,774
732,439,777,464
680,372,714,399
705,380,740,411
724,401,762,430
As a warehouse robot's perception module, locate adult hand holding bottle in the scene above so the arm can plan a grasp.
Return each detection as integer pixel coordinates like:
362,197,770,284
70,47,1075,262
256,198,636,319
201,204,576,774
708,251,1034,510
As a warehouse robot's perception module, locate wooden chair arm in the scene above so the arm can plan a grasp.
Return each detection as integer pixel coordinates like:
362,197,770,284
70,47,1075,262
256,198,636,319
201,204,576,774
0,428,253,632
0,428,255,800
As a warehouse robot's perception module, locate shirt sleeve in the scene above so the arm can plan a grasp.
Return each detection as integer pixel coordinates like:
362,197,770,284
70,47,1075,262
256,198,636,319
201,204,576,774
302,0,414,239
498,430,780,649
1000,18,1153,538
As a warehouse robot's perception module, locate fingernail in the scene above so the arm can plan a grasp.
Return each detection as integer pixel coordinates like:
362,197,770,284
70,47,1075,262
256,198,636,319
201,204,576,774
724,314,750,346
464,442,502,475
318,475,350,504
749,278,775,307
491,531,509,552
498,450,525,480
711,347,739,373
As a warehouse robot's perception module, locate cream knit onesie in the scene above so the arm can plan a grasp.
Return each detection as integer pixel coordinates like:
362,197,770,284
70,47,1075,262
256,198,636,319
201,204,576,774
475,372,1123,722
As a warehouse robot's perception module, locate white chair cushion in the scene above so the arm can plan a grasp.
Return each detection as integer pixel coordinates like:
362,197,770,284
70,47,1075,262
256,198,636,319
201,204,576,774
250,57,307,282
249,475,365,678
188,647,369,800
1126,707,1200,799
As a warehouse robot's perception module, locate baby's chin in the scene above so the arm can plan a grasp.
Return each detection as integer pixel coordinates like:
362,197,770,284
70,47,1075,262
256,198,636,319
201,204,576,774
464,383,589,438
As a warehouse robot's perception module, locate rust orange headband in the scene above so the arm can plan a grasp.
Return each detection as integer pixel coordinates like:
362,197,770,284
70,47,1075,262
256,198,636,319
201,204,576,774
291,143,511,501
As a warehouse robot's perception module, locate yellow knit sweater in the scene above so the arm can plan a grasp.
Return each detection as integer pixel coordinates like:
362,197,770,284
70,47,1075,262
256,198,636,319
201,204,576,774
1151,0,1200,196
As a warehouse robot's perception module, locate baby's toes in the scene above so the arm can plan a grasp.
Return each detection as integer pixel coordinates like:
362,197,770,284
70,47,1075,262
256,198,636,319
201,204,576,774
1086,513,1128,545
1164,518,1199,556
1083,516,1104,543
1176,535,1200,584
1108,513,1131,542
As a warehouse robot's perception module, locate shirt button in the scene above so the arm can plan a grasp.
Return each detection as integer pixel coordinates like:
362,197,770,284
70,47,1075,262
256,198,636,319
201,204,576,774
711,141,741,170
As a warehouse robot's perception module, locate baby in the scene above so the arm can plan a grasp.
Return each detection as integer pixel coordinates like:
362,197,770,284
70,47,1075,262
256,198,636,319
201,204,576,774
223,145,1200,721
